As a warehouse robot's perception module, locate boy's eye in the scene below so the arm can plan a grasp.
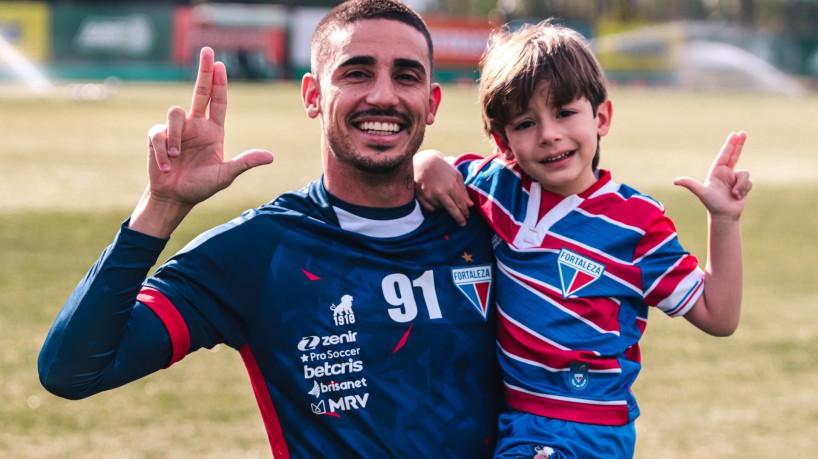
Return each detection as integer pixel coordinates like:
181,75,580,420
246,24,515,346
513,120,535,130
557,109,576,118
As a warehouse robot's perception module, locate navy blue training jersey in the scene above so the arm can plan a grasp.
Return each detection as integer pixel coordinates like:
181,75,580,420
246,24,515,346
135,180,500,458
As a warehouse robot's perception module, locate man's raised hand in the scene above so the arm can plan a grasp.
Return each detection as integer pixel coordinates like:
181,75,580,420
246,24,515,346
133,47,273,238
146,47,273,208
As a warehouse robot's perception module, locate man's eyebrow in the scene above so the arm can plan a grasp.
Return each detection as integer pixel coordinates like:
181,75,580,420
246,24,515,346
394,58,427,76
338,55,376,68
336,56,427,76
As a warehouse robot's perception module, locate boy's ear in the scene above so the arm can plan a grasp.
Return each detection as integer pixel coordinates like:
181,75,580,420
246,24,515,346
596,99,613,136
491,131,515,160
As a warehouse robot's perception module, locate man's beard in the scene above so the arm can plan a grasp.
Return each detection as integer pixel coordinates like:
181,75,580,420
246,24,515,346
327,114,425,174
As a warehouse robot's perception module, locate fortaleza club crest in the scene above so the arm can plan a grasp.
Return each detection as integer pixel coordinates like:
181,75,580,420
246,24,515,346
557,248,605,298
569,361,589,391
451,265,493,319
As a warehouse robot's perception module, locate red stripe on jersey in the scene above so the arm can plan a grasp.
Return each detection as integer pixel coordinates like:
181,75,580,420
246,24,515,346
500,264,625,335
498,311,621,371
505,384,630,426
477,192,521,244
644,255,700,307
241,345,290,459
137,287,190,367
633,217,678,262
582,192,663,235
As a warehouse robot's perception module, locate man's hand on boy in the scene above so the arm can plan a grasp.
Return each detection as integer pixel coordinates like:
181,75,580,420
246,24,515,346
673,131,752,220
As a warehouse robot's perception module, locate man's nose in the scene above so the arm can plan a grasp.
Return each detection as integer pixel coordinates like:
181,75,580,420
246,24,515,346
366,74,400,107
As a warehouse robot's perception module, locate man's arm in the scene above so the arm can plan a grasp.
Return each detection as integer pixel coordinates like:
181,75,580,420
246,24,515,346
675,131,752,336
38,225,173,399
38,47,273,397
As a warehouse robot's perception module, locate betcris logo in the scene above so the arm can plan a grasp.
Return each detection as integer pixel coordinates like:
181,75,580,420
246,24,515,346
297,331,358,351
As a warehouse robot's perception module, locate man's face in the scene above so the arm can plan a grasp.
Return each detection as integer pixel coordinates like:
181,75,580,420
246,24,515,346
302,19,441,175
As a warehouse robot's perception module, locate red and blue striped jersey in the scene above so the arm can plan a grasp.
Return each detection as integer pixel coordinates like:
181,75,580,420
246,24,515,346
455,154,704,426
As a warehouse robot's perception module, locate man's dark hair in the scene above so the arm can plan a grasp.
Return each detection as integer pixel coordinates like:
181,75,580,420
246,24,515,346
310,0,434,76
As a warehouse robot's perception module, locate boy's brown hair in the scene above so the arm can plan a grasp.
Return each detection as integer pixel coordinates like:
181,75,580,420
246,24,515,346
479,20,608,168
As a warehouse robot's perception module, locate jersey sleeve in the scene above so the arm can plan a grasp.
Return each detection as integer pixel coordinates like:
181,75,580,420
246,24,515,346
636,210,704,317
141,209,286,356
454,153,529,245
38,221,174,399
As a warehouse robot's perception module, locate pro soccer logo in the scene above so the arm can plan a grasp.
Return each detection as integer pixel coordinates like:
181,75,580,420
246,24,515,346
451,265,493,319
557,249,604,298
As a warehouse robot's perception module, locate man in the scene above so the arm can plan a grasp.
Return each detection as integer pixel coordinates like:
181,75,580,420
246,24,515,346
38,1,500,457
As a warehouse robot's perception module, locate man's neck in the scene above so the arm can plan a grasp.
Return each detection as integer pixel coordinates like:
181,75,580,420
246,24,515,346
324,168,416,208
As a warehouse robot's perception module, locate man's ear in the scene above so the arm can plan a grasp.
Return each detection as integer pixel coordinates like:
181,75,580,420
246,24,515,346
596,99,613,137
426,83,442,125
301,73,321,119
491,131,514,160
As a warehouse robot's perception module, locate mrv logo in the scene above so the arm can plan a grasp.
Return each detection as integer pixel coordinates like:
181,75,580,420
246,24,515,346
297,331,358,351
311,393,370,415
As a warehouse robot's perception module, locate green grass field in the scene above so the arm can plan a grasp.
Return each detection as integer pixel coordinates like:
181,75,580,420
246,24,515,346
1,81,816,458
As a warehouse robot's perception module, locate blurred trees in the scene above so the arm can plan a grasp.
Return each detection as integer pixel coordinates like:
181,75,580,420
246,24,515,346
429,0,818,32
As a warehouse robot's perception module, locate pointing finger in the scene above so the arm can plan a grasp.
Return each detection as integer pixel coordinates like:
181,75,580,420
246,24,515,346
190,47,215,118
208,61,228,127
715,131,747,170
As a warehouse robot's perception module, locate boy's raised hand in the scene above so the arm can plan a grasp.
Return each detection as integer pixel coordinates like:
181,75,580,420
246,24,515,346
146,47,273,208
673,131,752,219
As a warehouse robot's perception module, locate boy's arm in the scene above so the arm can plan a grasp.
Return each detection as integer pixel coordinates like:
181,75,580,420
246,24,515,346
674,131,752,336
414,150,473,227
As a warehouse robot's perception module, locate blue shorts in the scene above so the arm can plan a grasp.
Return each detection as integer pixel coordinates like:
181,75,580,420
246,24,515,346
494,410,636,459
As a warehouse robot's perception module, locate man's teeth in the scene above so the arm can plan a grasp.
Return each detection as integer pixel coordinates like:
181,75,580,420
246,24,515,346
544,151,574,163
358,121,401,134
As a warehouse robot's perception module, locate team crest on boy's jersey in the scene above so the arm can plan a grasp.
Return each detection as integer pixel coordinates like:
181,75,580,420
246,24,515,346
569,362,589,391
451,265,493,319
557,248,605,298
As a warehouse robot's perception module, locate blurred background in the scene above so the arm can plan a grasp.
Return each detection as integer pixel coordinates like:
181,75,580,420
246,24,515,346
2,1,817,458
1,0,816,97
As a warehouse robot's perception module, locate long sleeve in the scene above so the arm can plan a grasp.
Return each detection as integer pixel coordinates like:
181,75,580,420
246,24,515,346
38,222,174,399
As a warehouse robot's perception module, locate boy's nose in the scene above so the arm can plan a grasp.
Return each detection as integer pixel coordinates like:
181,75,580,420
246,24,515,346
538,121,561,144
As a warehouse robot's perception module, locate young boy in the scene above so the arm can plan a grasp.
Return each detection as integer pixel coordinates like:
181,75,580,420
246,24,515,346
415,20,751,458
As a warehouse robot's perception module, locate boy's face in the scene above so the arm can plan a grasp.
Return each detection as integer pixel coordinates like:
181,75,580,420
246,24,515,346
495,80,612,196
